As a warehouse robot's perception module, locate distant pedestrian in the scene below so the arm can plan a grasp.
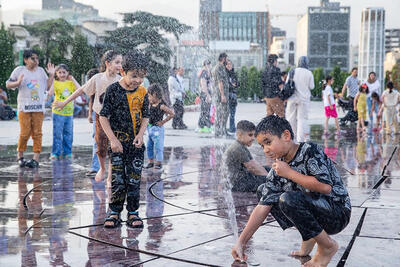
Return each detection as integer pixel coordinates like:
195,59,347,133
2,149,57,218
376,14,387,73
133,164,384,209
6,49,55,168
365,71,381,129
341,67,359,102
47,64,80,160
285,56,314,143
169,67,187,129
380,82,400,135
354,84,369,133
197,59,213,132
226,59,239,133
322,76,340,136
0,88,16,120
262,54,284,117
370,92,382,131
212,52,230,137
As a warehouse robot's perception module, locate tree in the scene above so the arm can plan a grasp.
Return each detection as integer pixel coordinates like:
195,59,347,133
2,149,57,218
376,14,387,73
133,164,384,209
70,31,96,84
24,18,74,65
238,66,248,99
248,66,262,100
312,67,324,98
330,65,349,93
0,24,16,104
392,64,400,90
104,11,192,85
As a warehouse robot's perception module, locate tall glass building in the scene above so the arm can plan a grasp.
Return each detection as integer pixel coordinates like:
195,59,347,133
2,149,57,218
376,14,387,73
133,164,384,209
358,7,385,87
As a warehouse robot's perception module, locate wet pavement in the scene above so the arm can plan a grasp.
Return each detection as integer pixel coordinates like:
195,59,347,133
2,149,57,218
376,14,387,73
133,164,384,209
0,103,400,266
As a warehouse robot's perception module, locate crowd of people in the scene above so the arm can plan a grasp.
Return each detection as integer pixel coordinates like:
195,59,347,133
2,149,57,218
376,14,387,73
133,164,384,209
3,47,400,266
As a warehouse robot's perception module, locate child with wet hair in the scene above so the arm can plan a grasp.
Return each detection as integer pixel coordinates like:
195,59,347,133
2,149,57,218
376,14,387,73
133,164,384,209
99,50,149,228
232,115,351,267
224,120,270,192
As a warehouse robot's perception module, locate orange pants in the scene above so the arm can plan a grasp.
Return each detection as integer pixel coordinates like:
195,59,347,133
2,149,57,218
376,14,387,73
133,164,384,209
18,112,44,153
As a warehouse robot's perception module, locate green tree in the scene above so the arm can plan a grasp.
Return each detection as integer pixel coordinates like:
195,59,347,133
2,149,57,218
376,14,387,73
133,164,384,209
0,23,16,104
238,66,248,99
330,65,348,93
392,64,400,89
248,66,262,100
312,67,324,98
104,11,191,85
24,18,74,65
70,31,96,84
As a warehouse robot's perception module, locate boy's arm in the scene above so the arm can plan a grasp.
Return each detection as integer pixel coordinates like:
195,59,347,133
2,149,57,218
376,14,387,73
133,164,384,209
88,95,94,123
47,84,55,101
244,160,269,176
353,93,359,110
157,104,175,126
69,75,81,89
232,204,271,261
133,93,150,147
99,116,123,153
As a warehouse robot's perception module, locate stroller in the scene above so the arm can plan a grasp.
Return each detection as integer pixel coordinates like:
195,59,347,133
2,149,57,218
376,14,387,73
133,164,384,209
338,97,358,127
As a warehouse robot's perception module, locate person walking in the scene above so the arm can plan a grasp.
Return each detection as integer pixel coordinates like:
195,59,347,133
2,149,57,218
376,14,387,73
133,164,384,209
212,53,230,137
169,67,187,129
197,60,213,132
6,49,55,168
365,71,381,129
262,54,284,117
285,56,315,143
226,59,239,133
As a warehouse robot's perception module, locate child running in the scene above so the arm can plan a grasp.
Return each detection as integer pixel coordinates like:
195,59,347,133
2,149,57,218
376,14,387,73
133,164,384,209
380,82,400,135
354,84,369,133
54,50,122,182
232,115,351,267
47,64,80,160
322,75,340,136
145,83,175,170
99,50,149,228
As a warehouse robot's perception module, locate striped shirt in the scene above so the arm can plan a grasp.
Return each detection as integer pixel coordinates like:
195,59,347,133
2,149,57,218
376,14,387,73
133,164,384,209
345,75,359,98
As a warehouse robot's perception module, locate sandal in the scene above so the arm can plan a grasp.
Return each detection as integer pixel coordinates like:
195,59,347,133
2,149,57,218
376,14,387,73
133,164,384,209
126,211,144,228
104,211,121,228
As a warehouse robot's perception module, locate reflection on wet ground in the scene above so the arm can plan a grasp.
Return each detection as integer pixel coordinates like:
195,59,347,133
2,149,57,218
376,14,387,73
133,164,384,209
0,129,399,266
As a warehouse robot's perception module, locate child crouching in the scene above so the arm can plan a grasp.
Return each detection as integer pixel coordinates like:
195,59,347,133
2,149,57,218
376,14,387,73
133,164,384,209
232,115,351,267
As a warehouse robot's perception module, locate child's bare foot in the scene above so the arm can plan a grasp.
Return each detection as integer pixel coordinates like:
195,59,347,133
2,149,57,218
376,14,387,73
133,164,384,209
95,168,106,182
291,238,316,256
302,239,338,267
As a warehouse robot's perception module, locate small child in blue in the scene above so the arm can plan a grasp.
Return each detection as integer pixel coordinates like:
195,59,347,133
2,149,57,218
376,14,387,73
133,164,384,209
48,64,80,159
145,83,175,170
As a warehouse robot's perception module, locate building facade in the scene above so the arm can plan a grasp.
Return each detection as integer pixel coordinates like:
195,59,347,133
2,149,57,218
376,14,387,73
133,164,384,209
296,0,350,72
385,29,400,52
199,0,270,65
358,8,385,86
269,36,296,69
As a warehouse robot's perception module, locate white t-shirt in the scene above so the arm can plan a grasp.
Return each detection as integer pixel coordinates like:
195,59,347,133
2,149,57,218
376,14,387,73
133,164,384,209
7,66,48,112
287,67,315,102
381,89,400,107
365,80,381,98
323,85,335,107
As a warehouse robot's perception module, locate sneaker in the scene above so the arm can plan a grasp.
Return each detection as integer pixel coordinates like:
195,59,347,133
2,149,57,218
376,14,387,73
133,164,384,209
199,127,208,133
25,159,39,169
154,164,163,170
86,170,98,177
145,163,154,169
17,157,26,168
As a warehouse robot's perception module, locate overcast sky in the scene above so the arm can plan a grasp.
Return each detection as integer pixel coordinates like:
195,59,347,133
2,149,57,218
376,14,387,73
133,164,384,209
2,0,400,45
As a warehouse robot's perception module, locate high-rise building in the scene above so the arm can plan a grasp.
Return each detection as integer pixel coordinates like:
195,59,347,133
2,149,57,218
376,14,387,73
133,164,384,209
199,0,270,65
296,0,350,72
385,29,400,52
358,8,385,86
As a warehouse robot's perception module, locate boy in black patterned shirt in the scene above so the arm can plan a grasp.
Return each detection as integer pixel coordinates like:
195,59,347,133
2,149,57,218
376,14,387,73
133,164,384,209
232,115,351,267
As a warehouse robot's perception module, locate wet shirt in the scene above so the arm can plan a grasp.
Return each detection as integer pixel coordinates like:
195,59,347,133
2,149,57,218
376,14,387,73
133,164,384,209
345,75,359,98
52,80,76,116
212,64,229,101
100,82,149,139
199,70,211,95
258,142,351,210
7,66,48,112
149,101,166,126
82,72,121,114
224,140,254,183
323,85,334,107
381,89,400,107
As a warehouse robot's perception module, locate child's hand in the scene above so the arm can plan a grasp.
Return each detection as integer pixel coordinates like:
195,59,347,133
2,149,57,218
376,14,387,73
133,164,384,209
354,107,357,112
67,75,73,80
232,242,247,262
133,134,144,148
156,121,164,126
110,139,123,153
330,105,333,110
88,113,93,123
53,100,66,110
272,159,292,178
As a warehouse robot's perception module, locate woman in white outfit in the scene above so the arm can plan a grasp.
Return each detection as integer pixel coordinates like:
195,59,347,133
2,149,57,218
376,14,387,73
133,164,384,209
286,56,315,143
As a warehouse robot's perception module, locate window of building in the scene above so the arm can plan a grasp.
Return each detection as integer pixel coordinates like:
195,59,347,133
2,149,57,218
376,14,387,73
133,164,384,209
289,53,295,65
289,42,294,51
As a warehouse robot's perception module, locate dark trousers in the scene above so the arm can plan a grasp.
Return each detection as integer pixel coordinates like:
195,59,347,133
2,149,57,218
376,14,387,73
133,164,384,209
269,191,351,241
228,103,237,132
198,93,212,128
109,142,145,213
215,103,228,136
172,99,185,128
